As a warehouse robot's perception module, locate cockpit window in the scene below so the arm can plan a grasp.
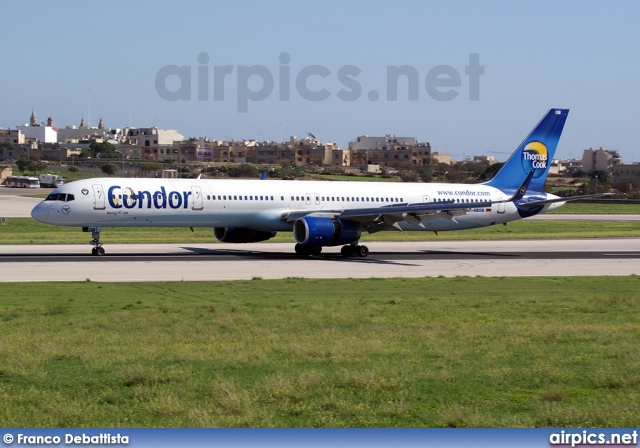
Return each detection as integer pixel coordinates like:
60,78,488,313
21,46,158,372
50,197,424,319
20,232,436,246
44,193,75,202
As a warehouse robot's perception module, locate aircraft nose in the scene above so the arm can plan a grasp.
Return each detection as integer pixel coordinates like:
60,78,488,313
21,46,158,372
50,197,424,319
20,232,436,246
31,202,50,223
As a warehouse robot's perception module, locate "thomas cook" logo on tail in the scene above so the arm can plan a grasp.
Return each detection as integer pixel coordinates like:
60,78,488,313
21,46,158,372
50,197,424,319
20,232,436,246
521,141,548,178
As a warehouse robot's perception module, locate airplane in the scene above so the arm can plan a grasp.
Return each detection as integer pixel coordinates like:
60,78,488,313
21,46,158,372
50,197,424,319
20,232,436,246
31,108,601,257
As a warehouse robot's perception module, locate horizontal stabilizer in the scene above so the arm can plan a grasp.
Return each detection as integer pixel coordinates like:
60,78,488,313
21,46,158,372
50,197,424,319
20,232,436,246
517,193,612,209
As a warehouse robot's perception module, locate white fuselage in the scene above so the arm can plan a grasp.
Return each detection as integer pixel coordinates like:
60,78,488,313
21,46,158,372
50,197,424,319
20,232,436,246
31,177,560,232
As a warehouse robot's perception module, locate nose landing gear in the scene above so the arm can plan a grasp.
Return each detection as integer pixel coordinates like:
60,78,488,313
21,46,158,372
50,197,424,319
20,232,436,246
85,226,105,256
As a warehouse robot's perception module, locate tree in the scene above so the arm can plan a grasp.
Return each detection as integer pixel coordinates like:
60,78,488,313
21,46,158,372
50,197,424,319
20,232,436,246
16,156,46,175
101,163,118,177
479,162,505,181
15,157,29,172
588,169,610,183
68,165,80,173
30,159,47,175
226,164,260,178
90,142,121,159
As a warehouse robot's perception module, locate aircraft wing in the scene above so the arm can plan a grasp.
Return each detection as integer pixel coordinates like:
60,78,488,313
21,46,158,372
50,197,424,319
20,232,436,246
283,199,491,232
283,170,536,233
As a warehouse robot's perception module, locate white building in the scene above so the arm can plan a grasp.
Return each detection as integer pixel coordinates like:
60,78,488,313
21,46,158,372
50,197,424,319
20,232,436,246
57,117,122,144
124,127,184,160
16,110,58,143
348,135,418,151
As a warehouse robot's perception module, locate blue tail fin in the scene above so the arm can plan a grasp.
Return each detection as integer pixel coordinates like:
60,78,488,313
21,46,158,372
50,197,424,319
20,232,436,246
485,108,568,192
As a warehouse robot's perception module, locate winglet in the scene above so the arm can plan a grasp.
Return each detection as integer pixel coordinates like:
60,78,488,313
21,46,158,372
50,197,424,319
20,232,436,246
494,170,535,205
510,169,535,202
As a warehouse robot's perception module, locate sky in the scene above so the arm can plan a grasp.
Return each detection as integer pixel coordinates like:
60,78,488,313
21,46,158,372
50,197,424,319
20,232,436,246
2,0,639,162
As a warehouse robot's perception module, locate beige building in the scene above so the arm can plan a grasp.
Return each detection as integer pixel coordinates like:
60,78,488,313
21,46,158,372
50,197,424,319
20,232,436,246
430,152,451,165
0,129,24,145
347,135,433,167
612,164,640,188
582,147,622,172
0,165,12,181
124,127,184,161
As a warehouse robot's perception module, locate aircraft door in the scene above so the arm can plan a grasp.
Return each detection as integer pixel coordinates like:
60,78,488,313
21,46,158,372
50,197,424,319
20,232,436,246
191,185,203,210
92,184,105,210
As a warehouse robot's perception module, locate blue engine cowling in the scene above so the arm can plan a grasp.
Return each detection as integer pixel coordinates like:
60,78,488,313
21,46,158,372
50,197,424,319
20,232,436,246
293,216,361,247
214,227,276,243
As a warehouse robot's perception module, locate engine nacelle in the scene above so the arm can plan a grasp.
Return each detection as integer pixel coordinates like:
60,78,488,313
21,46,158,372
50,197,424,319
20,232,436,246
213,227,276,243
293,216,361,247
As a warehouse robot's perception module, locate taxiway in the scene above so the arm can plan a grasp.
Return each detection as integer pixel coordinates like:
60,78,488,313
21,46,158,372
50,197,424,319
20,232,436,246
1,239,638,282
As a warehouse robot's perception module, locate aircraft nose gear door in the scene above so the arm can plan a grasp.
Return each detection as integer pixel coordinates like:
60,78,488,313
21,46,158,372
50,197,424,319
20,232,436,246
92,184,105,210
191,185,203,210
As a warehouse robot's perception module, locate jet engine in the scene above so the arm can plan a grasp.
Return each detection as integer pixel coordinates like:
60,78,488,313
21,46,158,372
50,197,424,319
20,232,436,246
293,216,361,247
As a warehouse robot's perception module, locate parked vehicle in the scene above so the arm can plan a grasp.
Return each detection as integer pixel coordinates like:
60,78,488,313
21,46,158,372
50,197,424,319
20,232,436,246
39,173,64,188
5,176,40,188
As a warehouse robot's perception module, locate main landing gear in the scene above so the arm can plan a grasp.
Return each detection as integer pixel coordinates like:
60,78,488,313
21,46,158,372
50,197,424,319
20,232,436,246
89,227,105,256
293,243,369,258
294,243,322,256
340,244,369,258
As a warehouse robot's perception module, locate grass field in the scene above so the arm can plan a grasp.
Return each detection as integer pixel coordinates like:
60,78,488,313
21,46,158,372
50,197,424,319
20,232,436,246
547,203,640,214
0,277,639,427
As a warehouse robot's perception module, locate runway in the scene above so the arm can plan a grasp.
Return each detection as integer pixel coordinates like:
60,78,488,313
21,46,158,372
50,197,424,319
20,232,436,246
1,239,639,282
2,189,639,282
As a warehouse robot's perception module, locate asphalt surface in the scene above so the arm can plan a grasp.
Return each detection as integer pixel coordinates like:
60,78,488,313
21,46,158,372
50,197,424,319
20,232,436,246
1,240,639,282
